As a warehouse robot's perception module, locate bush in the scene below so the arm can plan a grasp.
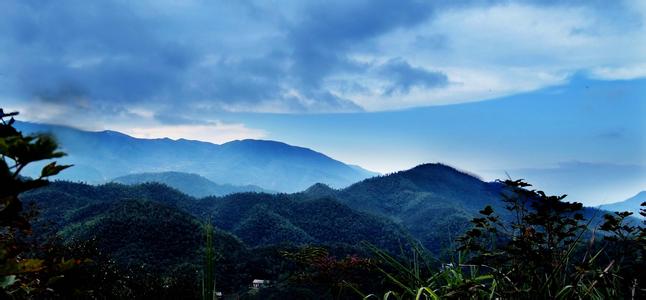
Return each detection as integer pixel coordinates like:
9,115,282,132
365,179,646,299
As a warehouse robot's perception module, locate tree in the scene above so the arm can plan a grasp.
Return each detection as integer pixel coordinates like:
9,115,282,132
457,179,642,299
0,108,71,296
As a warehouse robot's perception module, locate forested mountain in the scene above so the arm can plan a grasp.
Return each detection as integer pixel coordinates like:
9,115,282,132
296,164,503,252
301,163,618,252
599,191,646,218
23,182,251,295
21,181,413,294
17,164,638,297
112,171,272,197
22,181,412,255
189,193,413,253
15,121,378,192
25,163,623,260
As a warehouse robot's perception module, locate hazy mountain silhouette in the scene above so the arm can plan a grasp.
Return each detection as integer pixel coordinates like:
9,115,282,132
599,191,646,218
112,171,272,197
16,121,378,192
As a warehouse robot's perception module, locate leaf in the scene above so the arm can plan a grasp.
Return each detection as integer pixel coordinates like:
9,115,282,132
474,274,494,281
40,162,72,178
415,287,439,300
0,275,16,289
479,205,494,216
0,259,44,276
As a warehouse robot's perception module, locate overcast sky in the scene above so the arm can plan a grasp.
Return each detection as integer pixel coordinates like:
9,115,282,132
1,0,645,204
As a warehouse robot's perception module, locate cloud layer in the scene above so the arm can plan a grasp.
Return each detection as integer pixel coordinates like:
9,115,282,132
2,0,645,122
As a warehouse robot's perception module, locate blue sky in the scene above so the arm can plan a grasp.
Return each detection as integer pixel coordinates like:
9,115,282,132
1,0,645,204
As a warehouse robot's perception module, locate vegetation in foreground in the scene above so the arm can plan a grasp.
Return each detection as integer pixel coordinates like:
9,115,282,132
358,180,645,299
1,109,644,299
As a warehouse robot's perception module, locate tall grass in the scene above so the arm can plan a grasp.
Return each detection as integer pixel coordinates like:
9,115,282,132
202,222,217,300
355,243,495,300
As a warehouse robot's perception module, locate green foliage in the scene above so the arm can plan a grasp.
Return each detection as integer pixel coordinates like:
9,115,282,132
363,179,646,299
359,243,496,300
0,109,73,297
597,207,646,298
456,179,596,299
0,110,70,230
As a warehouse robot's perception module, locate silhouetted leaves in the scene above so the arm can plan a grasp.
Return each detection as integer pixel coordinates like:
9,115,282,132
0,108,82,297
455,179,646,299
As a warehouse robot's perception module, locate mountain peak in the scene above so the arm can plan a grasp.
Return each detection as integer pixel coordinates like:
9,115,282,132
304,183,337,197
402,163,483,182
410,163,469,173
100,129,128,137
225,139,291,147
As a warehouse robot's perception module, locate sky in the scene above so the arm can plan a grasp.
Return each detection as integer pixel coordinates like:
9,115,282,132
1,0,645,204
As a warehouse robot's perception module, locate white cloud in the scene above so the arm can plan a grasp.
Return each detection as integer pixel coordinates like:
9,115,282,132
5,97,267,145
341,65,570,111
590,63,646,80
336,2,646,111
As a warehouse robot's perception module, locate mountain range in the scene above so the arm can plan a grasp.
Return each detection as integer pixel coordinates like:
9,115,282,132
21,179,414,294
20,160,640,293
16,121,378,192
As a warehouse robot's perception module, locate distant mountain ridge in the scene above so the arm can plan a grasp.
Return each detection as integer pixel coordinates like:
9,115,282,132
16,121,378,192
112,171,273,197
599,191,646,218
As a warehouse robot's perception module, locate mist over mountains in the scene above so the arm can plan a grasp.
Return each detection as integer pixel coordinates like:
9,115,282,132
16,121,378,192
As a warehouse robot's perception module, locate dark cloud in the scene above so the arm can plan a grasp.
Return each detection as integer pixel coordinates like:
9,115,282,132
1,0,631,117
3,1,192,105
286,0,435,88
196,55,288,104
3,0,386,114
377,58,448,95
